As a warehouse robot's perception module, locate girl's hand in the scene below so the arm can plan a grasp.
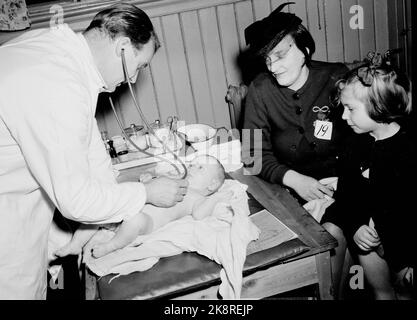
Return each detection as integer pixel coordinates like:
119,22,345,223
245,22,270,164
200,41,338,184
283,170,334,201
353,225,381,251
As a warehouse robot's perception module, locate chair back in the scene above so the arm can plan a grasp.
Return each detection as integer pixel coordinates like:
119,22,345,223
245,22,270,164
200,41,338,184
225,84,248,129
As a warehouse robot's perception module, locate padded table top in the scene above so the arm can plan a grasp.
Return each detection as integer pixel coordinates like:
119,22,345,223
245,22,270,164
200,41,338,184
96,193,310,300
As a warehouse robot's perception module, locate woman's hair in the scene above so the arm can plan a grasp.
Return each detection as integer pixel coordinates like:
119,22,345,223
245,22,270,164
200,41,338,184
335,64,412,123
258,23,316,66
84,3,160,52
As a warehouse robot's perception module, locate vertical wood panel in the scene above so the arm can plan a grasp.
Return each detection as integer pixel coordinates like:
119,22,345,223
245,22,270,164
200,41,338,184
324,0,344,62
252,0,271,20
105,91,127,137
387,0,400,67
373,0,389,53
395,0,407,73
341,0,361,62
180,11,215,124
405,0,412,75
289,0,308,25
358,0,376,58
234,0,254,50
199,7,231,128
306,0,328,61
133,67,160,124
148,17,178,122
217,4,242,86
161,14,197,123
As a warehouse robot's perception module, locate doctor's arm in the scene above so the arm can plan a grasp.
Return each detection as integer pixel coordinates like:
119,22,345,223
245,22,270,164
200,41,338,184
11,70,179,224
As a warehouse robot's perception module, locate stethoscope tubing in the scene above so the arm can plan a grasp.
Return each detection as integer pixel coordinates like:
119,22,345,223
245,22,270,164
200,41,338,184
108,48,188,179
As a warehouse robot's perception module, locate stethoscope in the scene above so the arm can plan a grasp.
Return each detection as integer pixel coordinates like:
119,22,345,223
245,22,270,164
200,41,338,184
108,48,188,179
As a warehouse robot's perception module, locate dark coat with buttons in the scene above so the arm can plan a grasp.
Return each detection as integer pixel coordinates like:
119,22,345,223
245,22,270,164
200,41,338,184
322,129,416,271
243,60,351,185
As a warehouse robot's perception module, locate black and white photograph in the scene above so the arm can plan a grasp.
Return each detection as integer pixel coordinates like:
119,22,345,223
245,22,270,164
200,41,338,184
0,0,415,309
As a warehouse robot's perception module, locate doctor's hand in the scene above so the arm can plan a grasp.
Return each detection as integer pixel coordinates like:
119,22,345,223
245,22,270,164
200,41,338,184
143,177,189,207
283,170,334,202
353,225,381,252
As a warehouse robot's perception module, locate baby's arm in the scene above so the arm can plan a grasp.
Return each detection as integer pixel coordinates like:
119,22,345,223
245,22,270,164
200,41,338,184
92,213,153,258
192,190,233,220
55,224,99,257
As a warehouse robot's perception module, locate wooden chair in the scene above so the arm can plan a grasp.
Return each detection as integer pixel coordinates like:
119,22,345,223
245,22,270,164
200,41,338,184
225,83,248,129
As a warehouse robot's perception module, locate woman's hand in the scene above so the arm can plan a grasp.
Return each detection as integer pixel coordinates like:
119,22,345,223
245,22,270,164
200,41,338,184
353,225,381,252
283,170,334,201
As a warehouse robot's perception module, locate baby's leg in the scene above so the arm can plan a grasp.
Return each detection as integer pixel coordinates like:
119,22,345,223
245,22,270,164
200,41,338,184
92,213,153,258
55,225,99,257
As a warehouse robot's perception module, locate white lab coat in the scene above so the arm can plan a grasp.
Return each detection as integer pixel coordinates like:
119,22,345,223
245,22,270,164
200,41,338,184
0,25,147,299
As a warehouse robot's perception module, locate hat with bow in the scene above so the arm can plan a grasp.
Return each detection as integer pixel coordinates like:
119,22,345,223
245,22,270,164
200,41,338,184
244,2,302,53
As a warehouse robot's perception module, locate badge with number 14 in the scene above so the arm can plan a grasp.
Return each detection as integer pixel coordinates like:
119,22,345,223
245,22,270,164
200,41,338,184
314,120,333,140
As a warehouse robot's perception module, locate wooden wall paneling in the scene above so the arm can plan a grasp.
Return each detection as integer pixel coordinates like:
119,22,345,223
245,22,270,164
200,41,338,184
180,10,215,125
234,0,254,50
103,91,127,138
116,86,143,129
198,7,231,128
160,13,197,123
132,67,160,124
373,0,389,54
340,0,361,63
357,0,376,59
217,4,243,86
323,0,344,62
387,0,400,68
306,0,328,61
395,0,407,73
405,0,412,76
252,0,271,20
288,0,308,25
148,17,178,123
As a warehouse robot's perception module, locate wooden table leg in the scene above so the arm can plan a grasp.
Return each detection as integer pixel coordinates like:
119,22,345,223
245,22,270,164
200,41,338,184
83,264,99,300
315,251,335,300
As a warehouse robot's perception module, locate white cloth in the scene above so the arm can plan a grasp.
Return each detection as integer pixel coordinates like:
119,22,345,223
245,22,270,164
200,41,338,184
0,25,147,299
84,180,260,299
303,177,338,222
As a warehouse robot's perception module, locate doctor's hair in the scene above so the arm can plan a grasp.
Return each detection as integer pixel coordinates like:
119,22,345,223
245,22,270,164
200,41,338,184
258,24,316,66
84,3,160,52
335,65,412,123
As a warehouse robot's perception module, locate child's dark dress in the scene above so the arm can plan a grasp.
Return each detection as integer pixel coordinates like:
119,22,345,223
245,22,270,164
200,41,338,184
322,129,416,272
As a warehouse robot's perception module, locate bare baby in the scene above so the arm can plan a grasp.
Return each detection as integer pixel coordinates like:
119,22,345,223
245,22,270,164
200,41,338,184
55,155,231,258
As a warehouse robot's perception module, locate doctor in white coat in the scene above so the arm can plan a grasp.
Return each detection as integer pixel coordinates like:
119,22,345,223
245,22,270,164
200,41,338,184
0,3,188,299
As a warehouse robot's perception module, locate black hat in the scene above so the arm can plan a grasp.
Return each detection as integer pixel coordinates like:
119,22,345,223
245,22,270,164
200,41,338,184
244,2,302,53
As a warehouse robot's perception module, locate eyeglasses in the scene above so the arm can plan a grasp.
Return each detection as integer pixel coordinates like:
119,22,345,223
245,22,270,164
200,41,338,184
265,41,295,68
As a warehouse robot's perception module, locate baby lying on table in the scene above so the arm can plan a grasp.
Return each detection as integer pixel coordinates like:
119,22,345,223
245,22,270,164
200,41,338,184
56,155,231,258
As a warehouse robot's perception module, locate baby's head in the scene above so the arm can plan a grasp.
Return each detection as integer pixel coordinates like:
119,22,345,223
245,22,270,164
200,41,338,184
186,155,225,196
335,59,411,134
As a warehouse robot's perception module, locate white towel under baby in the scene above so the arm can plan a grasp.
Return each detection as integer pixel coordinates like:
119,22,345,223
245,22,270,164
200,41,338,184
83,179,260,299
